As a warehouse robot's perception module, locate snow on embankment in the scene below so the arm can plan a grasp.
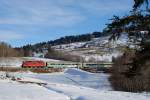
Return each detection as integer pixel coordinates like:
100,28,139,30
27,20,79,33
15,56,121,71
0,57,23,67
64,68,112,90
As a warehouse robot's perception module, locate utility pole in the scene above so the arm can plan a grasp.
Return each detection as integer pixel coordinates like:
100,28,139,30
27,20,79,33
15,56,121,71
80,56,84,69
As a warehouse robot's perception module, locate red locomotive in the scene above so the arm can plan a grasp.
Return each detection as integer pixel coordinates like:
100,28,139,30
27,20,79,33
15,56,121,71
22,61,46,68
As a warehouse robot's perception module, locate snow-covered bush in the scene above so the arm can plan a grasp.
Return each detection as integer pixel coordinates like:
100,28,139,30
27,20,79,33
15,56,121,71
110,47,150,92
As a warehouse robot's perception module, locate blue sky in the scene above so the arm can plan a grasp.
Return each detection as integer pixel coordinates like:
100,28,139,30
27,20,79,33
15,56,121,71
0,0,133,47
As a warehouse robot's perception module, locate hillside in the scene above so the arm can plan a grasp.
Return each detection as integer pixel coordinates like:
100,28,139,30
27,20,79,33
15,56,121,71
21,32,107,50
52,33,135,62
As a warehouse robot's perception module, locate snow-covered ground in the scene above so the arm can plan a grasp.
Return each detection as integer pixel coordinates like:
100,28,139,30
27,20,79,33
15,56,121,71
19,68,112,90
0,57,23,67
0,80,69,100
0,68,149,100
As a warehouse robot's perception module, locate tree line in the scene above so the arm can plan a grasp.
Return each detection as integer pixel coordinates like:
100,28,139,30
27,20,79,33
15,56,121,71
0,42,23,57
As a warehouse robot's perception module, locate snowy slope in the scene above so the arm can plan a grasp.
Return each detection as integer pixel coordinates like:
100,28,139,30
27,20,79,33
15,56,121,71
51,34,130,62
27,68,150,100
53,42,87,51
0,68,150,100
52,34,129,51
45,83,150,100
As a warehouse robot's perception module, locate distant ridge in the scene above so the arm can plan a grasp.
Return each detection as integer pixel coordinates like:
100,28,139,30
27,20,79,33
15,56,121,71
21,31,109,51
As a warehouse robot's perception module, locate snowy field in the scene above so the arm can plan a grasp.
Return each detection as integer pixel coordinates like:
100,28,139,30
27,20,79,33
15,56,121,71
0,68,150,100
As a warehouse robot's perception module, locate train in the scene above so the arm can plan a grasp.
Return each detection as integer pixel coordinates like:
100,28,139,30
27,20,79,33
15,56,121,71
22,61,46,68
22,61,79,69
22,61,113,69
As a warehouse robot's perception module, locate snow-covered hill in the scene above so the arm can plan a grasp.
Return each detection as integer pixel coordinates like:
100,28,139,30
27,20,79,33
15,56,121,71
53,34,129,51
52,34,131,62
